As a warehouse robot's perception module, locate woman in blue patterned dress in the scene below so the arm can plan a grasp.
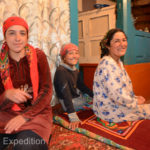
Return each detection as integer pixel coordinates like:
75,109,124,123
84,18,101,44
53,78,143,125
93,28,150,123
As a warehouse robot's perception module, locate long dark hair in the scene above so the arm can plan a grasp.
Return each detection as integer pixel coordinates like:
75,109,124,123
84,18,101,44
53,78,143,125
100,28,127,58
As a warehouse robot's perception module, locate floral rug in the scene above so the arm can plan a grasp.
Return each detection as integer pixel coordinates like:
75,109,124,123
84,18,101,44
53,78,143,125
53,108,150,150
50,124,118,150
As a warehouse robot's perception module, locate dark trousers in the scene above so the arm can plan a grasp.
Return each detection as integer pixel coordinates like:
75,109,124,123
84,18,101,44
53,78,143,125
0,130,48,150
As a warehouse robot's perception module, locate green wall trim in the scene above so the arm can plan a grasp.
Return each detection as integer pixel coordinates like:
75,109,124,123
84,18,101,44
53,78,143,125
70,0,78,46
117,0,135,64
117,0,150,64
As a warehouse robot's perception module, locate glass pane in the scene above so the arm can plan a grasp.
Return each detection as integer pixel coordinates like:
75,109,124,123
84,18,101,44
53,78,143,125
89,15,109,37
90,40,101,57
79,41,85,57
78,21,83,39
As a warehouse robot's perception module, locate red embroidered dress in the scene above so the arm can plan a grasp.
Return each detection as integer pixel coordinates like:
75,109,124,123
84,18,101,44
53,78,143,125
0,47,53,144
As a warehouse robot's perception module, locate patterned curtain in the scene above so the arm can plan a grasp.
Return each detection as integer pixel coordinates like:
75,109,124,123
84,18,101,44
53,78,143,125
0,0,71,106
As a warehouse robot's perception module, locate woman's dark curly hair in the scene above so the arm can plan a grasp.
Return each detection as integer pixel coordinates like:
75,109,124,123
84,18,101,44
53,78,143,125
100,28,127,58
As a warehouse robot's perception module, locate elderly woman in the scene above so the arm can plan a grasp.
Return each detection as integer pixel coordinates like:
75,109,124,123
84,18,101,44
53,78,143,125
0,16,53,150
93,28,150,123
54,43,93,130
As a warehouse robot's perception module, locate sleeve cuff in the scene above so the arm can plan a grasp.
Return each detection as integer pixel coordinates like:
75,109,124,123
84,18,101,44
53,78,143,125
68,112,80,122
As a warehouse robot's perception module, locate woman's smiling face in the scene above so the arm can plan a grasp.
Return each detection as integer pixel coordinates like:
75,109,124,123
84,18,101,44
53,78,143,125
108,31,128,60
63,49,80,67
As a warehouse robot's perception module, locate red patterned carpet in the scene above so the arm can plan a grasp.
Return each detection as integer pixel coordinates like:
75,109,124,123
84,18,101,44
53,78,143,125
49,123,119,150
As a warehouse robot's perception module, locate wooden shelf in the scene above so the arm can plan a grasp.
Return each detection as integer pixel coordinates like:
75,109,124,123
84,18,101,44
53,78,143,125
132,1,150,31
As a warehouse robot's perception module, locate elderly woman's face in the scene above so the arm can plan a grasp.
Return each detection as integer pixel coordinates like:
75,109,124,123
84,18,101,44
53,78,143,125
63,50,80,67
5,25,28,55
108,31,127,60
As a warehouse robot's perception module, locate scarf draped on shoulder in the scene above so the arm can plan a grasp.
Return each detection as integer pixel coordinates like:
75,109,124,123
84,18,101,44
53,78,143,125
0,42,39,111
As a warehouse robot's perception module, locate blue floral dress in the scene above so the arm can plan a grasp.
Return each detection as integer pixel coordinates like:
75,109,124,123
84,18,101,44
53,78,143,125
93,56,150,123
